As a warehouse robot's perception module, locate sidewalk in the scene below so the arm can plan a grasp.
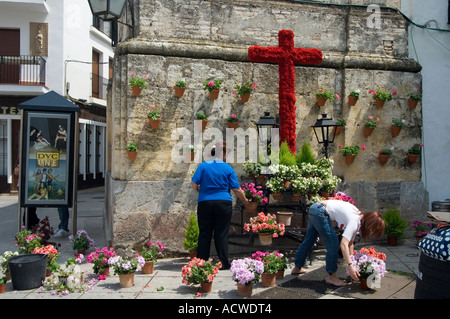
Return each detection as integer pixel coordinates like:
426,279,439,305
0,187,420,300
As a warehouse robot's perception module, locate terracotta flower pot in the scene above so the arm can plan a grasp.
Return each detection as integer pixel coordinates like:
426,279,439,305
201,282,212,293
258,233,273,246
187,151,195,162
245,202,258,213
277,211,293,226
348,95,357,106
276,270,285,279
363,127,374,136
261,272,276,287
100,266,110,277
149,117,161,130
316,97,328,107
237,283,253,297
408,153,419,164
174,85,186,98
408,98,419,109
189,251,197,259
201,120,208,131
375,99,385,108
379,154,389,164
335,126,344,136
127,150,138,161
272,192,281,200
240,93,251,103
0,284,5,294
292,193,301,201
209,89,220,100
227,121,239,129
345,155,355,164
141,261,154,274
391,126,401,137
131,86,142,96
119,272,135,288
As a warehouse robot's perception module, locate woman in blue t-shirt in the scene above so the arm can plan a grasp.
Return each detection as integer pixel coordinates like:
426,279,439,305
191,142,248,269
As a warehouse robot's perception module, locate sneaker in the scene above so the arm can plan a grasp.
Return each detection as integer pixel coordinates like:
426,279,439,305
54,228,69,238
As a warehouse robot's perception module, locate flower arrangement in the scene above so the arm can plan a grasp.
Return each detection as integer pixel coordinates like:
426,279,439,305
320,175,341,194
0,256,7,286
203,79,223,92
412,220,432,240
365,116,380,128
128,73,148,89
141,240,165,263
338,144,365,157
241,183,268,204
230,258,264,286
369,89,397,101
125,137,138,152
87,247,117,275
15,226,42,254
266,176,285,194
408,90,422,100
349,89,361,99
392,118,405,127
33,245,60,273
379,148,393,156
175,79,187,89
291,176,308,195
233,81,256,96
251,251,287,274
43,256,96,296
299,162,318,177
316,84,340,101
196,112,208,120
408,144,423,154
243,161,262,177
227,113,238,123
181,257,222,285
69,229,94,254
347,247,387,281
331,192,356,205
306,176,323,194
244,212,285,237
108,255,145,275
1,251,18,277
147,105,161,120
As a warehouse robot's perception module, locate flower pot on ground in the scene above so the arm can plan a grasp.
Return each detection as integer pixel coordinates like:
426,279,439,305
383,206,407,246
346,247,386,290
174,80,187,98
108,255,145,288
0,283,5,294
200,282,212,293
277,211,293,226
204,79,223,100
141,240,164,274
251,251,286,287
33,245,60,277
141,261,154,274
237,283,253,296
183,211,199,257
181,258,221,289
230,258,264,297
70,230,94,256
412,220,432,242
261,272,276,287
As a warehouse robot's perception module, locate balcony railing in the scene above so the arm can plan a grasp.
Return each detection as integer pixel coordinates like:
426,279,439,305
0,55,46,85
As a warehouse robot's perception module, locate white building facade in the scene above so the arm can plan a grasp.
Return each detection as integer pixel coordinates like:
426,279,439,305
0,0,114,193
401,0,450,208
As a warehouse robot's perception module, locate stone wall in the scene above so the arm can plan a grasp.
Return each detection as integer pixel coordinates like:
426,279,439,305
107,0,425,251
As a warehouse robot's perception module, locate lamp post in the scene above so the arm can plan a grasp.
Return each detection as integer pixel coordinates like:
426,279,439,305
312,113,338,158
256,111,278,167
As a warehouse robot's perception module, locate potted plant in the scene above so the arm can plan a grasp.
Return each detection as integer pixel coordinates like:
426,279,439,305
69,229,94,256
241,183,269,213
15,226,42,254
33,244,60,276
391,118,405,137
348,89,360,106
147,105,161,129
1,251,18,281
196,112,208,131
291,176,308,201
305,176,323,198
316,83,340,106
369,89,397,107
230,258,264,297
87,247,117,278
379,148,392,164
0,256,8,294
125,137,138,161
320,175,341,197
251,251,282,287
203,79,223,100
174,79,187,98
244,212,285,246
266,176,285,200
364,116,380,136
383,206,407,246
408,90,422,109
346,247,387,290
108,254,145,288
226,113,239,129
243,161,262,179
183,211,199,258
181,257,222,292
140,240,164,274
186,144,195,162
334,118,346,135
129,72,148,96
338,144,365,164
412,220,432,242
407,143,422,164
233,81,257,103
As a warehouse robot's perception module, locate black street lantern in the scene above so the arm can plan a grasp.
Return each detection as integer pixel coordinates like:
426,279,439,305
256,112,278,167
312,113,338,158
88,0,127,21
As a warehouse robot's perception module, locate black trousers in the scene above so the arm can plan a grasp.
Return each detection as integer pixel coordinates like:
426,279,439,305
197,200,232,269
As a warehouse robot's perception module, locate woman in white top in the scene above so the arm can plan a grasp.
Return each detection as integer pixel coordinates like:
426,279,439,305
291,199,385,286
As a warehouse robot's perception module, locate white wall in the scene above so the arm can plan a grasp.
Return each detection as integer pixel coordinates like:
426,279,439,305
402,0,450,207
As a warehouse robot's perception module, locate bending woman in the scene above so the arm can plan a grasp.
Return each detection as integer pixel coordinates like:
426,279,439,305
291,199,385,286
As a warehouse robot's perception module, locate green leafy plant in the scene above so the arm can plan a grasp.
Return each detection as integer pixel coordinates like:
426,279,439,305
203,79,223,92
141,240,164,263
227,113,238,123
408,144,423,154
15,226,42,254
196,112,208,120
181,257,221,285
335,118,346,127
338,145,365,156
279,141,296,166
392,118,405,127
125,137,138,152
233,81,256,95
316,83,340,101
175,80,187,88
183,211,199,253
383,206,407,238
349,89,360,99
408,91,422,100
147,105,161,120
369,89,397,101
108,255,145,275
266,176,285,194
128,72,148,89
380,148,392,156
295,141,316,165
69,229,94,253
365,116,380,128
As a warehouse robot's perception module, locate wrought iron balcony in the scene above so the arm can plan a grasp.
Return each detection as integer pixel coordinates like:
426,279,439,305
0,55,46,85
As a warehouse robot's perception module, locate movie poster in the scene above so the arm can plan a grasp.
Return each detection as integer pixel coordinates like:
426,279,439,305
23,112,71,205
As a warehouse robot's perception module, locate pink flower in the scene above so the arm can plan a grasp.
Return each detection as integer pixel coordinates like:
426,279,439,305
131,72,135,76
361,145,366,150
252,82,257,89
143,75,148,79
368,116,373,120
392,90,397,95
230,114,236,118
149,105,155,109
373,91,377,95
208,81,214,86
339,145,342,148
368,90,372,94
376,117,380,122
232,90,236,94
335,94,340,99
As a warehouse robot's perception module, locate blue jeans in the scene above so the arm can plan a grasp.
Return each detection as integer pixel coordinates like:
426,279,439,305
294,202,340,274
58,207,69,231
